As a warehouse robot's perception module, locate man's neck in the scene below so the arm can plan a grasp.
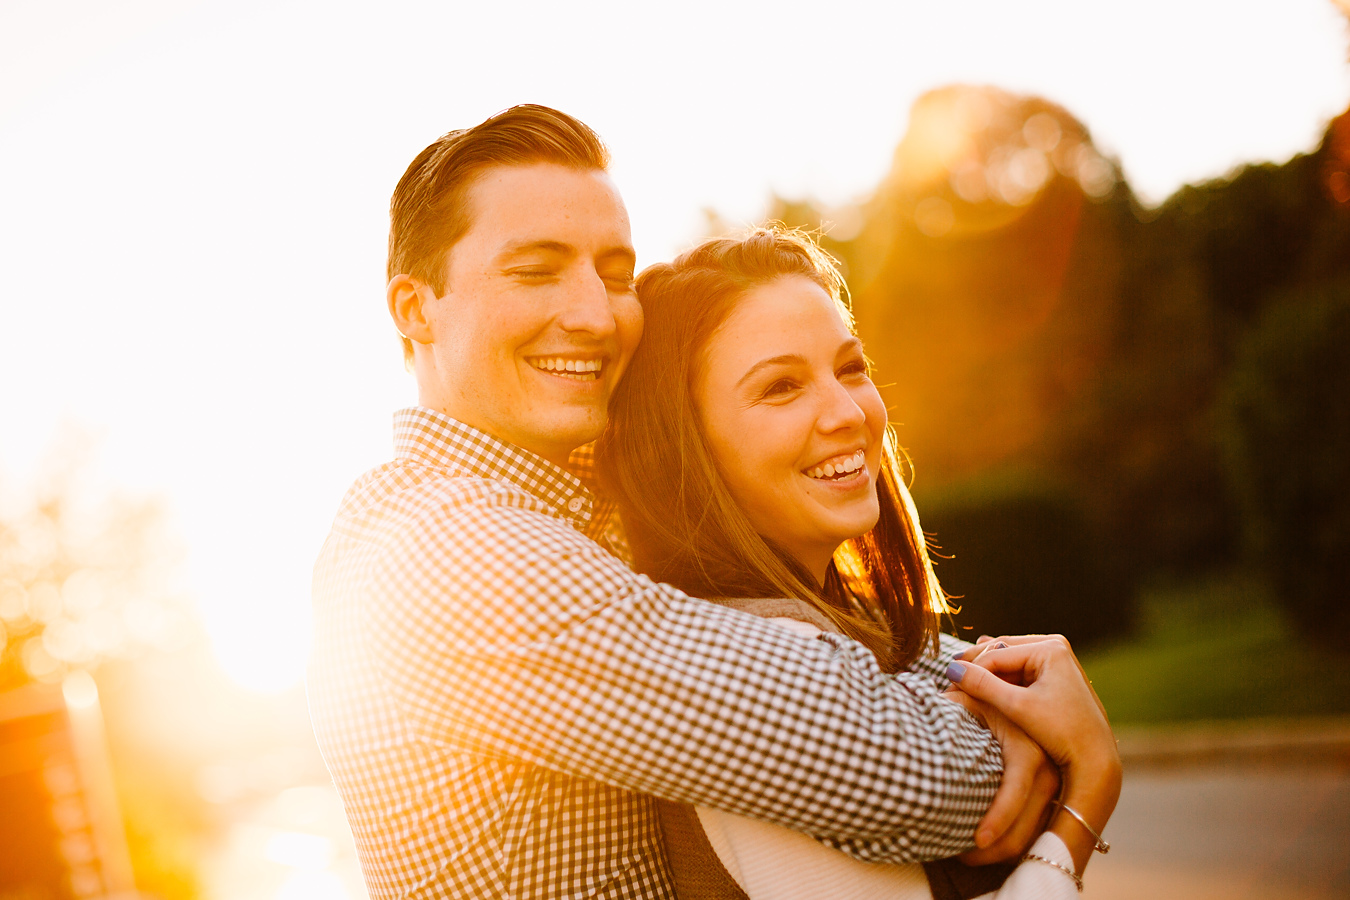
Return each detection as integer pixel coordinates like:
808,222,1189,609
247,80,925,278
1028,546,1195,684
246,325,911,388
413,401,577,470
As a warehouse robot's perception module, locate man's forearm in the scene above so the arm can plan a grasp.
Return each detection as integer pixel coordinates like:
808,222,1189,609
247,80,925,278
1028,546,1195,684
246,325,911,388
373,530,1002,863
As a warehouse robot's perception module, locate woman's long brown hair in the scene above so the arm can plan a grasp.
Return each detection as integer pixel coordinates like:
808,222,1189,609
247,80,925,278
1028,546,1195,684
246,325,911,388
597,228,948,673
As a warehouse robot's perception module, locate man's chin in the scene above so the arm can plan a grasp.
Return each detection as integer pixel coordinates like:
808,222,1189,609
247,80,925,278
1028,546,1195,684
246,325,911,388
520,412,607,462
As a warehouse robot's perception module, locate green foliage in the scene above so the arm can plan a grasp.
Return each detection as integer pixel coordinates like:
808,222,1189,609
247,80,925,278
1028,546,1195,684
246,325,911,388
1217,278,1350,640
1163,155,1325,330
919,473,1134,649
1082,572,1350,724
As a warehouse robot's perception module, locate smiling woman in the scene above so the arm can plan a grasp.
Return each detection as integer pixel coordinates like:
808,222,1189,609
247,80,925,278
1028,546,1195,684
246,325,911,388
695,275,888,584
598,227,945,673
597,226,1121,899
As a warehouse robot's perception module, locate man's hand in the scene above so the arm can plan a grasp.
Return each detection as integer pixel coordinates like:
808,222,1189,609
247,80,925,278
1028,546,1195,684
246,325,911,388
940,689,1060,865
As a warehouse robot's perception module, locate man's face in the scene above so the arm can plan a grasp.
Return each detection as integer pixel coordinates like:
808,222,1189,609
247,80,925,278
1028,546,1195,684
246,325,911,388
421,163,641,465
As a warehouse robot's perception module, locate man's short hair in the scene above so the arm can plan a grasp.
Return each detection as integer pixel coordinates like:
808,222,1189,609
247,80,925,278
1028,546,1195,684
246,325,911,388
388,105,611,365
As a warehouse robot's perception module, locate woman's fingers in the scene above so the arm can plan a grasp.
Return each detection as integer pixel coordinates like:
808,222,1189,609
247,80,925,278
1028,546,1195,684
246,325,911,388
955,638,1010,665
960,754,1062,865
948,641,1118,776
946,656,1029,715
962,636,1110,720
942,691,1060,864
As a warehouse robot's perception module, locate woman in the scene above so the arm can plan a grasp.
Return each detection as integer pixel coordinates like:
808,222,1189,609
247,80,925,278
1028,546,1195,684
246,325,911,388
597,228,1120,898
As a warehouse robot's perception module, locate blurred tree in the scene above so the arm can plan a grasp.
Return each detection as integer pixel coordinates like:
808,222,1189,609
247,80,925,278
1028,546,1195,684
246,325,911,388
921,473,1132,649
844,86,1128,487
1218,277,1350,641
0,447,185,690
1068,109,1350,578
754,89,1350,644
763,85,1140,642
0,435,205,899
0,437,190,691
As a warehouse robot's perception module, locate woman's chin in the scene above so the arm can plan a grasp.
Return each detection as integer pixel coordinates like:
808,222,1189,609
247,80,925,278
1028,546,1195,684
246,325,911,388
800,476,880,535
817,502,882,548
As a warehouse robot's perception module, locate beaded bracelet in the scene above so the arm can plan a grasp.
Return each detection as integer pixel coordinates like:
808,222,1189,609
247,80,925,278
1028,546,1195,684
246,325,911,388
1052,799,1111,853
1021,853,1083,893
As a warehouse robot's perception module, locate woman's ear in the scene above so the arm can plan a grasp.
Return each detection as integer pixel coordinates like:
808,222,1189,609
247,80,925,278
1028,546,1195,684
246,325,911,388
387,274,436,346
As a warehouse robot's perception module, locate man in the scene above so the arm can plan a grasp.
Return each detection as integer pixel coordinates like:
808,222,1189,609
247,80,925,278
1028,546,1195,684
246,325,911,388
308,105,1049,899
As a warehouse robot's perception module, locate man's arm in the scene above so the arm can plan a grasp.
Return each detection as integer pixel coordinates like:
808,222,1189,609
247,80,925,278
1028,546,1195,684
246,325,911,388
368,501,1003,864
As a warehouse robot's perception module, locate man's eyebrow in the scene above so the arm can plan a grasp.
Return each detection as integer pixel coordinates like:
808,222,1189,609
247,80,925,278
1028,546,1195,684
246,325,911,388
596,245,637,269
496,240,575,261
736,354,806,388
495,241,636,270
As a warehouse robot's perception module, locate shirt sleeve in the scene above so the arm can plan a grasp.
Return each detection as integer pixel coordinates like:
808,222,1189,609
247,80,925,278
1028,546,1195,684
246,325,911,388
906,632,977,684
366,498,1003,864
976,832,1079,900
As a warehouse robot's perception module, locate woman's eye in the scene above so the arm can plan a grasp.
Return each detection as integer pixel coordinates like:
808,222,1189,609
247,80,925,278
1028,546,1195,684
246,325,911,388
839,360,870,380
761,379,800,398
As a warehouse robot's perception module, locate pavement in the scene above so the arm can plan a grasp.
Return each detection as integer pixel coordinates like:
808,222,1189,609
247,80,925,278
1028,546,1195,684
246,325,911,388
1082,718,1350,900
200,718,1350,900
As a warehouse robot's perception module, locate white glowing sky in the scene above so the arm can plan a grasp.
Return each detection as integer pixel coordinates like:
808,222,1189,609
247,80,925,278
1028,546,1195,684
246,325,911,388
1,0,1346,691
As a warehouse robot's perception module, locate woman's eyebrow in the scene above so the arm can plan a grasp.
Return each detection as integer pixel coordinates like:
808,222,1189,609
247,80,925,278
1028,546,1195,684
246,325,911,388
836,337,865,358
736,354,806,388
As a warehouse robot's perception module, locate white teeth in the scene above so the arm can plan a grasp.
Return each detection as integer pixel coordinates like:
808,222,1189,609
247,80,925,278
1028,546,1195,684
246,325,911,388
806,450,866,480
531,357,603,377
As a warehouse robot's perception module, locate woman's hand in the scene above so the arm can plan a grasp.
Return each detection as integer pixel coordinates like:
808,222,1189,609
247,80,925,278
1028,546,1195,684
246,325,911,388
940,690,1061,866
956,633,1109,720
946,639,1122,875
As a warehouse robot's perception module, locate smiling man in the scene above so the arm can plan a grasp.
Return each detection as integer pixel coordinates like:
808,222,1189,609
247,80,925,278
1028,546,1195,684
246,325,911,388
386,161,641,465
307,105,1039,900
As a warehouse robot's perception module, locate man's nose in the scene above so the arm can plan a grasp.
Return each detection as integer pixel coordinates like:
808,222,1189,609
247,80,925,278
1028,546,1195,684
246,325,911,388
557,270,619,338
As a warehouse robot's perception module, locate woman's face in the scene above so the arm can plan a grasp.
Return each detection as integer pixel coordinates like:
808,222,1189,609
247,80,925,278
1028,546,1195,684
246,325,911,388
696,275,887,582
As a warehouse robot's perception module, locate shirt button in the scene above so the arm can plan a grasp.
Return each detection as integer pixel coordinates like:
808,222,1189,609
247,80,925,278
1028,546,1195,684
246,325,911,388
566,497,584,513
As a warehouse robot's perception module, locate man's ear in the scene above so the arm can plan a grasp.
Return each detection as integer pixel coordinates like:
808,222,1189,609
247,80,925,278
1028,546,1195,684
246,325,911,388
387,274,436,346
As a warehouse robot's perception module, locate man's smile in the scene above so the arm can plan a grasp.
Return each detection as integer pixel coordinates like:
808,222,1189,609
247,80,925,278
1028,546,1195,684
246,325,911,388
527,356,605,381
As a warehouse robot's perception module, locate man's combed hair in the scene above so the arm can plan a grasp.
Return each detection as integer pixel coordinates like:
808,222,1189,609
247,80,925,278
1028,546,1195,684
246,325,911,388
598,227,948,673
387,105,610,365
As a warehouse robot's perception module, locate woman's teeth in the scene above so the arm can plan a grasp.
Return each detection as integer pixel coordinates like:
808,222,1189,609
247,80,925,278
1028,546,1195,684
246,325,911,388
532,358,602,380
806,451,866,481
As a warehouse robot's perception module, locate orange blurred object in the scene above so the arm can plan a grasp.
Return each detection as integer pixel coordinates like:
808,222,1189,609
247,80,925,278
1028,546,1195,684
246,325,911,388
0,674,136,899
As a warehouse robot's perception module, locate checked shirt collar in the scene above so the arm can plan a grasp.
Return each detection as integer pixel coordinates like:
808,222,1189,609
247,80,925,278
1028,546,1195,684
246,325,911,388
393,406,597,531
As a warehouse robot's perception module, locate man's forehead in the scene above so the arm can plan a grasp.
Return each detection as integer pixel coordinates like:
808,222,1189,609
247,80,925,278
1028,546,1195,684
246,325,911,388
462,163,631,244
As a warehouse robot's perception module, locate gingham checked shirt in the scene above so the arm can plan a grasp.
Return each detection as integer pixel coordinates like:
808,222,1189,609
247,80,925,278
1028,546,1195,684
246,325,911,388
308,407,1003,900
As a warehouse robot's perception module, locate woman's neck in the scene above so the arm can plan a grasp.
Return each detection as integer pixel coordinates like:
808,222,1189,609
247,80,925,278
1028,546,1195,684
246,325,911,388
793,545,838,589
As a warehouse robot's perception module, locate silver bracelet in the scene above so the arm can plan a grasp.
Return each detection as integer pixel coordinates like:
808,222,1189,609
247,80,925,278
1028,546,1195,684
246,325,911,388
1022,853,1083,892
1052,800,1111,853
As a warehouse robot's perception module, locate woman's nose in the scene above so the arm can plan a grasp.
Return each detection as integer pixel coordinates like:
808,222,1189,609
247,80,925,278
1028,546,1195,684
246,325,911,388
817,380,867,433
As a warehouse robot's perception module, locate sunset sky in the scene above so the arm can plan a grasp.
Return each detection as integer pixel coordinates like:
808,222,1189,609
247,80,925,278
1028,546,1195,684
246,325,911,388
1,0,1346,690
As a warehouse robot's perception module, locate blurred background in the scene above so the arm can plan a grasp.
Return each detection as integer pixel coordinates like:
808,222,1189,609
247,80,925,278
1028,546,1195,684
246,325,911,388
2,0,1348,897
